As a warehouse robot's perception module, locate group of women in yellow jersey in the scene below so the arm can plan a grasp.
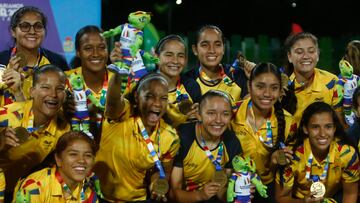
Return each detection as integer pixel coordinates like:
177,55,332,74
0,5,358,203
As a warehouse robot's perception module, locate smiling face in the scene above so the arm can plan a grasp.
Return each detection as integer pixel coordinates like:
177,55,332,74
76,32,108,73
11,11,45,51
199,96,232,138
55,139,95,188
136,80,168,131
303,112,335,156
287,38,319,77
158,39,186,79
192,28,224,72
30,71,66,123
249,72,281,113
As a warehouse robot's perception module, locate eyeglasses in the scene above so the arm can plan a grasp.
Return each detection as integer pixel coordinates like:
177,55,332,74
17,22,44,32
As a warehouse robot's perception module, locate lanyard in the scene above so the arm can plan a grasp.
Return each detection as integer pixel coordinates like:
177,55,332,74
197,123,224,171
136,117,166,179
305,153,330,182
82,71,108,127
26,109,47,133
199,65,233,86
248,101,273,147
55,170,85,202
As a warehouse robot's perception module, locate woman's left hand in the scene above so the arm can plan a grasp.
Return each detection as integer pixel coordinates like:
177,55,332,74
2,68,22,92
186,103,199,120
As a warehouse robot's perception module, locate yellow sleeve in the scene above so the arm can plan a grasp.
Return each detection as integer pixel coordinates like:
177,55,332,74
14,178,43,203
0,169,5,201
276,150,300,188
340,145,359,183
160,126,180,163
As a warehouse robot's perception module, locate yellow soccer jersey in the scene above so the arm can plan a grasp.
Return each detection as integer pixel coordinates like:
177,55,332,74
277,138,359,199
94,117,179,201
12,167,99,203
174,122,241,191
0,100,70,191
0,55,51,107
0,168,4,201
65,67,114,102
166,83,194,127
196,77,241,102
231,98,297,184
290,68,342,124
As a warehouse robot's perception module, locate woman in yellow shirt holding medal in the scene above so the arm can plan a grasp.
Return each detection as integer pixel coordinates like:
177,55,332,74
155,34,201,127
231,62,297,203
276,102,359,203
0,6,69,106
94,72,179,202
170,90,241,202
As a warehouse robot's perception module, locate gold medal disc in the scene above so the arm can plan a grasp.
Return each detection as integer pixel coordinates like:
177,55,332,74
16,52,28,68
310,181,326,198
178,99,193,115
14,127,29,144
212,170,228,187
153,178,169,196
277,150,287,166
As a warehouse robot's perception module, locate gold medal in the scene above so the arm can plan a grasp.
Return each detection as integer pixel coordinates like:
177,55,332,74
16,52,28,68
14,127,29,144
310,181,326,198
178,99,193,115
277,150,287,166
212,170,228,187
153,178,169,196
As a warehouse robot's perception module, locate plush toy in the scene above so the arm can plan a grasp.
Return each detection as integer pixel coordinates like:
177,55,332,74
69,73,104,139
338,59,360,126
102,11,159,87
227,155,267,203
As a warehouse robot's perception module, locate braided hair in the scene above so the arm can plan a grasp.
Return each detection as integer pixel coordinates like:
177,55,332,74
249,62,285,150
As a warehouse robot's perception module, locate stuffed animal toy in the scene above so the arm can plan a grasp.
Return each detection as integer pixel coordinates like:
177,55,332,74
69,73,104,138
102,11,159,91
227,155,267,203
338,59,360,126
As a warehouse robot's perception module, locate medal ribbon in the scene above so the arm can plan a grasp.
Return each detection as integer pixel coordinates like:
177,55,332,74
55,170,86,202
199,65,233,86
136,117,166,179
26,109,47,133
248,101,273,147
305,153,330,182
197,123,224,171
92,72,108,127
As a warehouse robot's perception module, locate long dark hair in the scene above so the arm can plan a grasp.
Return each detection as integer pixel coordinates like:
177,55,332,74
292,102,358,153
344,40,360,75
281,32,319,115
249,62,285,150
